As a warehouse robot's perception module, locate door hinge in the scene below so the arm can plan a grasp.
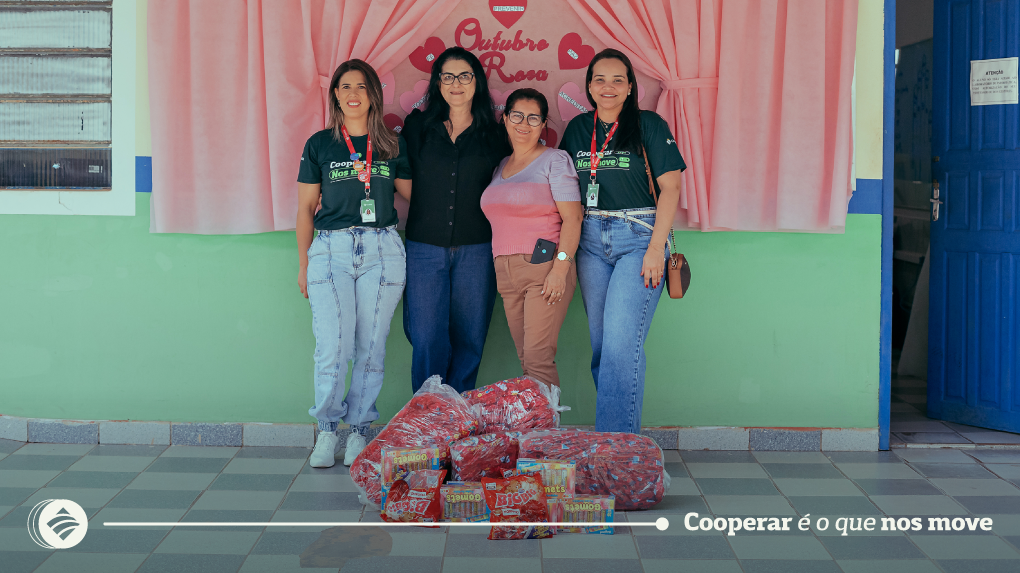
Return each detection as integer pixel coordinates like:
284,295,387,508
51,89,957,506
931,179,943,221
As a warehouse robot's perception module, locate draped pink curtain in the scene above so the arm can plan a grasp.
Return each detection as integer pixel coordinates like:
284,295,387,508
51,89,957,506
148,0,461,234
565,0,857,232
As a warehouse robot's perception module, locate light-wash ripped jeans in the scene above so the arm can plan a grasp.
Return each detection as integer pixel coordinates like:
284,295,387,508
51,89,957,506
306,226,406,434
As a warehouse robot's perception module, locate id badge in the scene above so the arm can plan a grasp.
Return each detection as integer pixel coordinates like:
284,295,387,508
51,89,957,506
586,183,599,207
360,199,376,223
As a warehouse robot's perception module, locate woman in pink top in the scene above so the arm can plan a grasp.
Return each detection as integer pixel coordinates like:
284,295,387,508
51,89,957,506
480,88,583,387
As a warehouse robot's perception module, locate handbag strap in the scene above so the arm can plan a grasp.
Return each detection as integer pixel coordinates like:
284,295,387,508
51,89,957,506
642,145,677,255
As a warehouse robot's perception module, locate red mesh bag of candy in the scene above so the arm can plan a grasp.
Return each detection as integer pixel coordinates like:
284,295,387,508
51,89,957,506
382,468,447,524
350,376,479,506
518,429,671,511
449,431,523,482
461,377,569,433
481,474,555,540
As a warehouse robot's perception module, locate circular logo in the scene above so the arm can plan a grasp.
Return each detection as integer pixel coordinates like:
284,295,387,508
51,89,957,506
27,499,88,549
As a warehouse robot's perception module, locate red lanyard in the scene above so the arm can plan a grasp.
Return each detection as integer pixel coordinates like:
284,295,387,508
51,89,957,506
341,125,372,198
589,115,618,183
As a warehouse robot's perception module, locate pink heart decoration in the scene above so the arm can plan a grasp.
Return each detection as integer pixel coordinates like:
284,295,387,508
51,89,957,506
558,33,595,70
539,126,558,149
556,82,592,124
380,72,395,105
489,0,527,29
399,80,431,115
490,88,509,120
409,37,446,74
384,113,405,133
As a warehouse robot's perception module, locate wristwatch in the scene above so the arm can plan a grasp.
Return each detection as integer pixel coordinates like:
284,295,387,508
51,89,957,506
556,251,573,263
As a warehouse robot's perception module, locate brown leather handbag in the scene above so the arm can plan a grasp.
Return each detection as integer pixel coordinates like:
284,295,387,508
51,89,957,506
643,147,691,299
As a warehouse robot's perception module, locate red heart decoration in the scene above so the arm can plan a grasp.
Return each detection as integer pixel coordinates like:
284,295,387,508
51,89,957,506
399,80,431,114
384,113,405,133
490,88,509,120
540,126,558,149
409,37,446,74
558,33,595,70
556,82,592,123
379,72,396,105
489,0,527,29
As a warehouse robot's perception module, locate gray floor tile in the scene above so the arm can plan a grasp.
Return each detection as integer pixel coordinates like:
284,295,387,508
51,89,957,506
136,553,245,573
239,555,339,573
158,446,238,458
987,464,1020,479
340,556,442,573
299,462,349,475
835,463,923,479
146,457,231,473
192,490,285,511
35,552,148,573
444,533,541,557
772,479,864,497
209,473,296,491
87,445,168,457
968,450,1020,464
181,509,275,531
0,487,38,507
704,495,796,515
728,536,831,559
663,476,700,495
64,528,169,553
222,458,306,475
825,452,903,464
46,471,139,489
542,534,639,558
663,462,687,477
0,455,81,471
91,507,188,529
953,495,1020,514
896,432,972,444
68,456,155,473
23,487,121,507
687,463,768,478
250,531,324,555
387,531,446,556
959,432,1020,444
984,515,1020,535
836,561,942,573
869,495,968,515
818,535,926,559
753,452,831,463
155,530,262,554
681,451,757,463
279,491,362,511
892,422,951,432
642,560,743,573
695,478,781,495
762,463,844,479
739,559,841,572
107,489,202,509
893,449,977,464
1,504,99,529
635,533,734,558
542,558,643,573
0,526,51,551
786,496,881,516
126,472,218,491
853,479,943,496
234,447,311,459
288,474,358,493
270,510,363,532
0,470,60,488
648,494,708,514
930,478,1020,496
0,439,25,454
911,534,1020,559
11,444,94,456
441,557,542,573
0,551,53,573
911,463,997,479
936,560,1020,573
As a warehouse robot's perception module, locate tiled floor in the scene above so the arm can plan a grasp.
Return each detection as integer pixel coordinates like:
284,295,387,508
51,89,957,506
3,438,1020,571
891,375,1020,445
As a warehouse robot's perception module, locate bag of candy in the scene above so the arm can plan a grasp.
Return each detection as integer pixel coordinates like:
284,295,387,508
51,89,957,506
518,429,670,511
449,431,523,482
462,377,569,433
380,445,446,509
350,376,479,507
515,458,575,501
382,468,447,524
481,474,555,540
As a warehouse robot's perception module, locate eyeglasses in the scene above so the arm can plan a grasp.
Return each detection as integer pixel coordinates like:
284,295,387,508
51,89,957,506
440,72,475,85
507,111,544,127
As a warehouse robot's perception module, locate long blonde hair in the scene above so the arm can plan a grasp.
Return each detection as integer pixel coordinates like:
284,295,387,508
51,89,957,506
326,60,399,160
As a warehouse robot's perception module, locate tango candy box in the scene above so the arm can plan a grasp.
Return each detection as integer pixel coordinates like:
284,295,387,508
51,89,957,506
549,495,615,534
380,445,445,509
440,482,489,522
515,458,576,500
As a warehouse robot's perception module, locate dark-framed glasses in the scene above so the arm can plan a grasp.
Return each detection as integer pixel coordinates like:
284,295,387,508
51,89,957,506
440,72,475,85
507,111,544,127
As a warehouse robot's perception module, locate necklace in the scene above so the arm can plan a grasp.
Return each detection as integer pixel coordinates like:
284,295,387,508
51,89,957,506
600,118,615,133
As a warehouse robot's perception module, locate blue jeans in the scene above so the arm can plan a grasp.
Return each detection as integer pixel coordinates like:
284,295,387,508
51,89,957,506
576,210,667,434
403,240,497,393
306,226,406,433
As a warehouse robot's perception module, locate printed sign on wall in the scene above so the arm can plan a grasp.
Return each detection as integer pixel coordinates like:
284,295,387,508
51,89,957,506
970,57,1019,106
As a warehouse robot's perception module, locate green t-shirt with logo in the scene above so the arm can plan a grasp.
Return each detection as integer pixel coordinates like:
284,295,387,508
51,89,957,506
559,110,686,211
297,129,411,230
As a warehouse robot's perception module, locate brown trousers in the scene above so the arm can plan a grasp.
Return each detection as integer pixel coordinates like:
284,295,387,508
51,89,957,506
494,254,577,387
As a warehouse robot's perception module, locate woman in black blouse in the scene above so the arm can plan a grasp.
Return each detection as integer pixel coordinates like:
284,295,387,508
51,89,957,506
399,47,510,393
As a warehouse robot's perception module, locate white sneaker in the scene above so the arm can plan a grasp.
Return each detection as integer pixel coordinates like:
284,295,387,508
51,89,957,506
343,432,367,466
309,431,340,468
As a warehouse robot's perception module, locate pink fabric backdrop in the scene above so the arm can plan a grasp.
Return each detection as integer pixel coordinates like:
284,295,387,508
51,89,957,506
566,0,857,232
148,0,461,234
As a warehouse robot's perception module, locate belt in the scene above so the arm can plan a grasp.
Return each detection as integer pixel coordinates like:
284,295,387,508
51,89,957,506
584,208,673,251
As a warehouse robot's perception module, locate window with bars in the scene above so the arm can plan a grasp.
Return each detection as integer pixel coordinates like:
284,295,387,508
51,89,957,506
0,0,112,189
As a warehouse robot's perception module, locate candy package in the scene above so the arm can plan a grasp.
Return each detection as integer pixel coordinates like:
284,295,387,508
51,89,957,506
518,430,670,511
482,474,555,540
449,432,523,482
462,377,569,433
515,458,575,500
382,468,447,524
548,495,615,534
351,376,479,506
440,482,489,522
380,445,445,509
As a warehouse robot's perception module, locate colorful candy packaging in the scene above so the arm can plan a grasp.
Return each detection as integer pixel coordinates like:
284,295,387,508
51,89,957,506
548,495,615,534
518,430,670,511
382,468,446,524
380,445,445,509
350,376,479,507
481,474,555,540
449,432,523,482
461,377,569,433
515,458,576,500
440,482,489,522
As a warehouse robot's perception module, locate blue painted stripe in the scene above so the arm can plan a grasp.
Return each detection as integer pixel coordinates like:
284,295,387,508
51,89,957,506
849,179,883,214
136,156,152,193
879,0,895,451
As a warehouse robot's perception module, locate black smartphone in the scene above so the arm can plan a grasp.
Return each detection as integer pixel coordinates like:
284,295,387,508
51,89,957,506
531,238,557,264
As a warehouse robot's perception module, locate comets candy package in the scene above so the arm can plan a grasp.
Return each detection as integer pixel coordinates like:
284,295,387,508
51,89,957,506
449,432,523,482
515,458,576,500
351,376,479,507
481,474,555,540
519,430,670,511
440,482,489,522
380,445,445,508
461,377,569,433
548,495,615,534
382,468,446,524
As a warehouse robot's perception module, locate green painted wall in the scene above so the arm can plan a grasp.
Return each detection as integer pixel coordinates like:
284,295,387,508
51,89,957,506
0,194,880,428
